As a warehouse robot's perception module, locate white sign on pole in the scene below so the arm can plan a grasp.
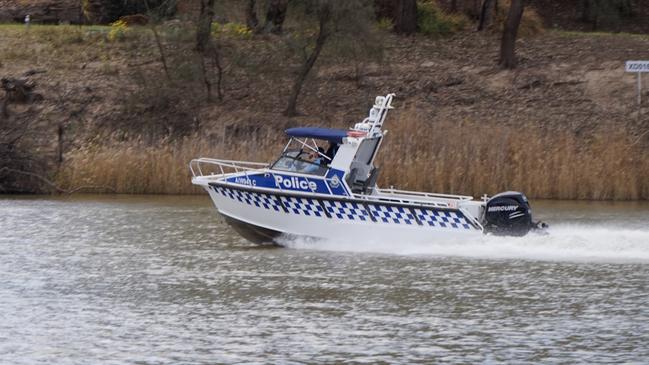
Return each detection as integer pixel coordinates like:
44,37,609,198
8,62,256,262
626,61,649,107
626,61,649,72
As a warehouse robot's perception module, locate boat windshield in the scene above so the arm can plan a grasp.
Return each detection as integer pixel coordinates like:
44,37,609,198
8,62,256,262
271,149,328,176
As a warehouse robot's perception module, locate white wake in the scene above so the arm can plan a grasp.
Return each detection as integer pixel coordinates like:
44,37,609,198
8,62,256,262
279,225,649,263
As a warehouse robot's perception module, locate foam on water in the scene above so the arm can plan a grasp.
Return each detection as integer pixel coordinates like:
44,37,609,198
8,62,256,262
279,224,649,263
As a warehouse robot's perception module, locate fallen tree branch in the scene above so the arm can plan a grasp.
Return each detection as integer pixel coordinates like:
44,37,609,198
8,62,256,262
0,98,7,119
632,126,649,146
22,69,47,77
552,80,586,87
1,77,43,103
0,167,116,194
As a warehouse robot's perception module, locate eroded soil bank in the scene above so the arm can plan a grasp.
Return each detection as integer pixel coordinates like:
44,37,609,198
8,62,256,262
1,24,649,199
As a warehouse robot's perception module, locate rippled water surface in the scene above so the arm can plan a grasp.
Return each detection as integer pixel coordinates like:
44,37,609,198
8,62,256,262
1,195,648,364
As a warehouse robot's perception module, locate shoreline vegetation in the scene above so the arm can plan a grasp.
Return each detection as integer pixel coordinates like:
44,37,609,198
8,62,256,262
55,114,649,200
1,1,649,200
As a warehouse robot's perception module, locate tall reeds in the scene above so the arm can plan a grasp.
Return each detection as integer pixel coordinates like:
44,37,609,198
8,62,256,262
378,109,649,200
55,131,280,195
56,110,649,200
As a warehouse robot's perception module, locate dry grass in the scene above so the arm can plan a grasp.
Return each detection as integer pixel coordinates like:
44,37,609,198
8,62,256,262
379,109,649,200
0,23,159,72
56,109,649,200
55,133,280,195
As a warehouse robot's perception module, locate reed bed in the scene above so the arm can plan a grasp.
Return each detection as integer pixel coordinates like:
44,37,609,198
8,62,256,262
55,132,280,195
57,111,649,200
379,110,649,200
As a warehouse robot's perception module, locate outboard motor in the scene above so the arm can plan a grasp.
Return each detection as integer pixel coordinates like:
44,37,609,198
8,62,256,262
484,191,541,236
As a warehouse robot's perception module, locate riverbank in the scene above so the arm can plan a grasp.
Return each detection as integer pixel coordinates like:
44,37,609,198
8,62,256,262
1,23,649,199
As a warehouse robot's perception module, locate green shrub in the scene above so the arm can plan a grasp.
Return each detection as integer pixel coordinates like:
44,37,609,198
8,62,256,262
377,17,394,31
212,22,253,39
417,0,467,36
108,20,129,42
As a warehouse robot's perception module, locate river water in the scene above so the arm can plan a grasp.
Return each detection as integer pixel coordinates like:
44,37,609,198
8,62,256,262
1,195,648,364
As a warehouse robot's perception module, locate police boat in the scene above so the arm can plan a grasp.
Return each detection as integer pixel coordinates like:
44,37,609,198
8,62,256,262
190,93,547,244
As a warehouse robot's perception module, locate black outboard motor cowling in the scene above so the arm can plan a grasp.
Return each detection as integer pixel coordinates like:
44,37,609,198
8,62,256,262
484,191,535,236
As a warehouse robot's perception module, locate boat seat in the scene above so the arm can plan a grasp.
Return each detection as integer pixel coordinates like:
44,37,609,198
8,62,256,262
363,167,380,194
346,168,364,194
348,167,380,195
346,168,358,185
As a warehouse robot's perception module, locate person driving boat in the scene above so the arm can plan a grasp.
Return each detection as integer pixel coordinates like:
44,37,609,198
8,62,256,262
304,147,325,173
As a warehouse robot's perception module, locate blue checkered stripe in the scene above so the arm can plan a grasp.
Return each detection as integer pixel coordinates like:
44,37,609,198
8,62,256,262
279,196,325,217
213,186,282,212
212,185,474,229
368,204,416,225
322,200,370,221
413,208,472,230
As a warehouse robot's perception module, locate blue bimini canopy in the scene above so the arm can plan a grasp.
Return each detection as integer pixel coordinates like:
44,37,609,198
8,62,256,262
285,127,348,143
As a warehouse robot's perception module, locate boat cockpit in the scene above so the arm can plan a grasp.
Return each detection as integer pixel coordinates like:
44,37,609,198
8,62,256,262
270,131,342,176
270,126,384,195
271,148,330,176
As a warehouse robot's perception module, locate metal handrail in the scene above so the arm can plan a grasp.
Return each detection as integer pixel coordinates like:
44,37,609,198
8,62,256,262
374,187,473,201
460,207,484,231
190,158,269,177
190,158,474,207
352,192,452,208
191,158,471,210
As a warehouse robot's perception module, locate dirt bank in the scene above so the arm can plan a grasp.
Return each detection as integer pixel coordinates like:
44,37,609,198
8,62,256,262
1,24,649,198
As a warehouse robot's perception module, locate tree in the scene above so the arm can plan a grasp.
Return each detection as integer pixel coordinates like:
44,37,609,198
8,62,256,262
245,0,259,30
394,0,417,34
450,0,458,12
143,0,172,82
285,1,330,116
374,0,396,21
196,0,215,53
374,0,416,34
264,0,289,34
245,0,288,34
0,77,48,193
499,0,524,69
285,0,378,116
196,0,223,101
446,0,482,19
477,0,497,31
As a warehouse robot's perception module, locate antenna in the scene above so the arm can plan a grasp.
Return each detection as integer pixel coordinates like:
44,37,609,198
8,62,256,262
353,93,395,136
371,93,394,132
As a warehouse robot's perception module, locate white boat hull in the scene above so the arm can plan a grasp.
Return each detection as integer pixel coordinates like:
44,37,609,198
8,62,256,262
204,183,482,245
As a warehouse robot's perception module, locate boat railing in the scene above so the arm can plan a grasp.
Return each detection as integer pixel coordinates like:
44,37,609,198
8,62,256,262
351,187,473,209
460,207,484,231
190,158,269,178
352,192,450,208
373,187,474,201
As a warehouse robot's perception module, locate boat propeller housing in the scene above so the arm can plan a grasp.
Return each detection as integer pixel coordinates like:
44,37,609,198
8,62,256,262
484,191,537,236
